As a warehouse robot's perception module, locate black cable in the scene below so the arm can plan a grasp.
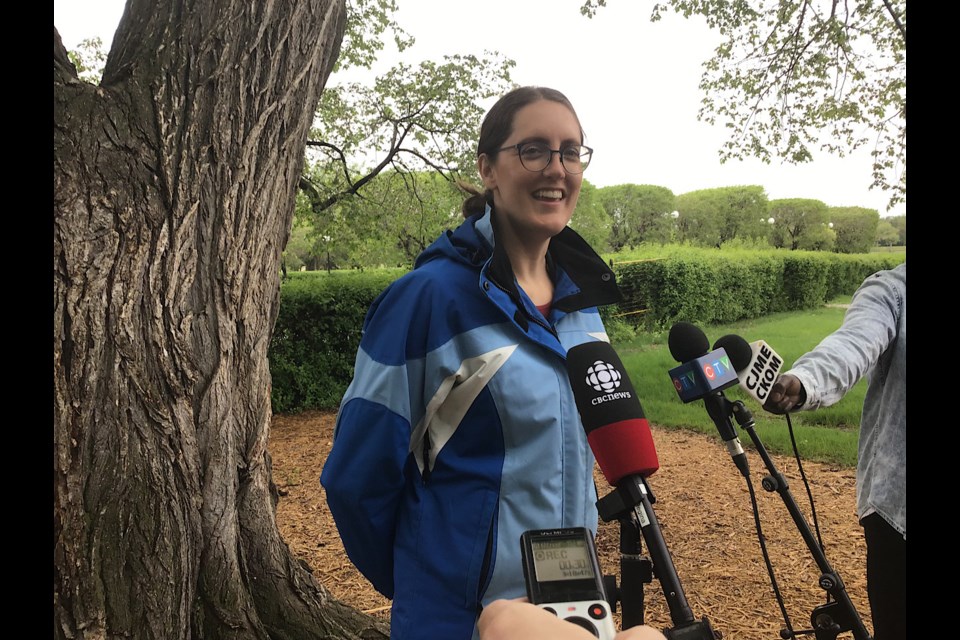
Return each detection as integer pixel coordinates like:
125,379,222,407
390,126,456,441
784,412,829,604
742,455,797,638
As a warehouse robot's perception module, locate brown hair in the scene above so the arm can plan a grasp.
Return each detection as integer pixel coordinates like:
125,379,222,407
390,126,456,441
460,86,584,218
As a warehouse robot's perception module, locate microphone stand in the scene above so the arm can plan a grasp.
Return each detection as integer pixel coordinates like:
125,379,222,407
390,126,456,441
725,399,873,640
597,478,718,640
615,517,652,631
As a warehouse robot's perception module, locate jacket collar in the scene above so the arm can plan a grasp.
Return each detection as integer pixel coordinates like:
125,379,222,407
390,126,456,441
477,204,622,312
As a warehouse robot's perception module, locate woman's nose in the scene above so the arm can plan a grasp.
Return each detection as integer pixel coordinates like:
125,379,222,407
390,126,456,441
542,151,566,177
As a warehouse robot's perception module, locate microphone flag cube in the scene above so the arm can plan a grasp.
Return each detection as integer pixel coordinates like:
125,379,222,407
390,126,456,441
668,348,739,403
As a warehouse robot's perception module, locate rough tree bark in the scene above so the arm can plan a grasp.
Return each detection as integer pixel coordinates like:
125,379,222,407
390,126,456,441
53,1,387,638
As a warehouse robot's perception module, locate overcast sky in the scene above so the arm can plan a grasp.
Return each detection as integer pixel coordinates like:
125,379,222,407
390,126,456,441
54,0,905,217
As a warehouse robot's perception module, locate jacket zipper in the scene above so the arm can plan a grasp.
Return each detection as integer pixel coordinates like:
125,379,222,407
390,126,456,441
487,278,559,340
421,430,432,483
475,515,496,614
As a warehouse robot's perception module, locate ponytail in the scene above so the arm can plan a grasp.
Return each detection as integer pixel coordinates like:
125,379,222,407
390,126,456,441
456,180,492,219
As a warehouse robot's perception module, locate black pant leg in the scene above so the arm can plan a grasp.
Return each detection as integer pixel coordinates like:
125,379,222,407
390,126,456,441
861,513,906,640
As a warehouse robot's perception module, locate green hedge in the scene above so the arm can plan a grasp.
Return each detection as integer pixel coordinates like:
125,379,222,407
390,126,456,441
612,248,904,330
268,269,404,414
269,250,905,414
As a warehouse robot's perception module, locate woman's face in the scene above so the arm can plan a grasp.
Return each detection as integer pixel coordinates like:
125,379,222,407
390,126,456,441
478,99,584,246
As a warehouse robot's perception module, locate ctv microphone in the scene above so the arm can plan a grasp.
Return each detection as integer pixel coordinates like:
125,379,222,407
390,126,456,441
566,340,659,485
666,322,739,403
712,333,873,640
713,334,784,405
667,322,749,477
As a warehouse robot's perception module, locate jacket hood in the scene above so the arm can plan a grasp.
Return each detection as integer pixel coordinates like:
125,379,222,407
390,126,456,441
414,205,622,312
414,208,494,271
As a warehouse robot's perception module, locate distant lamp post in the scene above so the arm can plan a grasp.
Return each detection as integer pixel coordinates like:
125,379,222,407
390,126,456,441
668,211,680,242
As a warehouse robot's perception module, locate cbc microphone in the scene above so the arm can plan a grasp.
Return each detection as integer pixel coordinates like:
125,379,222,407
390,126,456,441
566,340,660,485
713,334,784,405
567,340,709,632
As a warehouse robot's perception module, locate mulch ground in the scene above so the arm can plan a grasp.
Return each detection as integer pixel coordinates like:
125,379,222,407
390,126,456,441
270,409,872,639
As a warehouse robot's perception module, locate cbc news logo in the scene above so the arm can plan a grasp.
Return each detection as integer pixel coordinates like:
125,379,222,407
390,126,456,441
585,360,622,393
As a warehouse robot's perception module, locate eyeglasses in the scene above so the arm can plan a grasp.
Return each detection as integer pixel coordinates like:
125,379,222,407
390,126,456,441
496,142,593,174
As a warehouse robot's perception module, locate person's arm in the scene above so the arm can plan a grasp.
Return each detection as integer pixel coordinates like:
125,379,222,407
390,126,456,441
765,268,902,413
478,599,667,640
319,282,424,599
320,396,410,598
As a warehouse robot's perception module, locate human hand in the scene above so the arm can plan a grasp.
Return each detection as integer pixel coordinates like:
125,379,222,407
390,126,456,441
478,598,666,640
616,625,668,639
763,374,806,415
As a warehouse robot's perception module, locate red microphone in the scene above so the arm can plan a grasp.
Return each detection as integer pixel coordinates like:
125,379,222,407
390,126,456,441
565,340,659,486
567,341,716,634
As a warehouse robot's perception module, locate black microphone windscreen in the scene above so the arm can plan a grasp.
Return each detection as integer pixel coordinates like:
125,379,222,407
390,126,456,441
713,334,753,373
668,322,710,363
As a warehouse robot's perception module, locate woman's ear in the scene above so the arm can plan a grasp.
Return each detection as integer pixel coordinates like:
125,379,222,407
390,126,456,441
478,154,497,190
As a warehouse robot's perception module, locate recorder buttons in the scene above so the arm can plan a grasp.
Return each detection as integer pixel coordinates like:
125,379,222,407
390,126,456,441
565,617,600,636
588,603,608,620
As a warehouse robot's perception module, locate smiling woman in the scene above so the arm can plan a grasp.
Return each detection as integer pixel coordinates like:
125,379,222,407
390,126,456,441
319,86,624,640
474,93,589,302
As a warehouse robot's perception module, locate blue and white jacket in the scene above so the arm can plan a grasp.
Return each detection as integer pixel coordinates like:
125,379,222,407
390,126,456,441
320,205,622,639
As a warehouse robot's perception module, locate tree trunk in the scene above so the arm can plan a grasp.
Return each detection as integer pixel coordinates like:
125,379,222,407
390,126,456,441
53,2,387,637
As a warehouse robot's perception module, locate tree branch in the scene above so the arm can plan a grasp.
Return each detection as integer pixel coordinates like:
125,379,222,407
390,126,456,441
880,0,907,39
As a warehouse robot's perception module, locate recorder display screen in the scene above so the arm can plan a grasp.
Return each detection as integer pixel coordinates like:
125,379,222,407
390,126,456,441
531,537,595,582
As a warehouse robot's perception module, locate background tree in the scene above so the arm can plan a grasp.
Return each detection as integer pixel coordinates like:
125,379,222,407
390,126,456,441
874,218,899,247
295,161,389,270
569,180,613,252
796,221,837,252
675,185,769,247
829,206,881,254
283,218,317,272
885,214,906,245
672,191,709,245
349,169,464,267
54,1,391,637
300,53,515,219
767,198,829,250
580,0,906,211
714,185,770,245
65,36,107,83
292,2,516,263
598,183,676,250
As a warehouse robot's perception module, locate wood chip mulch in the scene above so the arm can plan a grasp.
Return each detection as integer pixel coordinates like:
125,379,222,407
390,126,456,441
271,410,872,639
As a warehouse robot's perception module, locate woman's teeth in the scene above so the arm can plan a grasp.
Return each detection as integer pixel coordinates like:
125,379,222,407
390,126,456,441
534,190,563,201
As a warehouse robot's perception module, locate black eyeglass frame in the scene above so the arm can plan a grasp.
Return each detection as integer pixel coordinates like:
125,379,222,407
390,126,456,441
495,142,594,174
